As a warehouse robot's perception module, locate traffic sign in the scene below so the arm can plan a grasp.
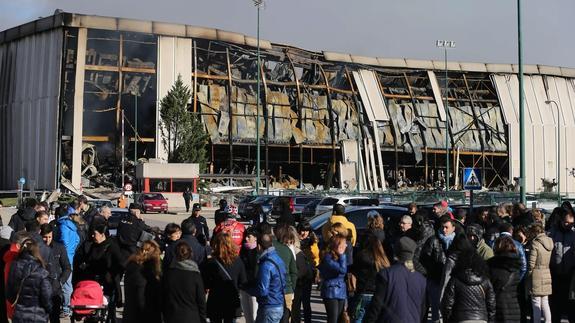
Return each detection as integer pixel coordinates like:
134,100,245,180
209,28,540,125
124,183,133,192
463,168,482,190
18,177,25,185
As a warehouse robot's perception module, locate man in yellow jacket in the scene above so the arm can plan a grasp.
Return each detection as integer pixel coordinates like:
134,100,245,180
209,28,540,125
321,204,357,246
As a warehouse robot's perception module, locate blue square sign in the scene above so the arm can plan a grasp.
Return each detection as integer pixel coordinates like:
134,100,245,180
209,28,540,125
463,168,482,190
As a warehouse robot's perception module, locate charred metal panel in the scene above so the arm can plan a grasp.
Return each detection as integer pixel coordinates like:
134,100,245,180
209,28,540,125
0,28,63,190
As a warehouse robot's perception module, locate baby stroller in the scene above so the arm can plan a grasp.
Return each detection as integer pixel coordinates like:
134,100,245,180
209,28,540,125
70,280,108,322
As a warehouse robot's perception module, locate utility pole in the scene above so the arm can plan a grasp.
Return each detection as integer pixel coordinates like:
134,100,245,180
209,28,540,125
253,0,263,196
518,0,526,204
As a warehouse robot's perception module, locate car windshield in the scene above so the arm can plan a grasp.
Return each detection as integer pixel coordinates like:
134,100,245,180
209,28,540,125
143,194,164,200
252,196,274,203
296,197,320,205
309,212,330,230
319,197,339,206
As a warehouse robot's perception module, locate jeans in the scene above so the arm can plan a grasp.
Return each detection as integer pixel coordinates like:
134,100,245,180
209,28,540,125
62,276,72,315
349,293,373,323
425,279,441,321
256,306,284,323
292,281,312,323
240,290,258,323
323,299,345,323
532,296,552,322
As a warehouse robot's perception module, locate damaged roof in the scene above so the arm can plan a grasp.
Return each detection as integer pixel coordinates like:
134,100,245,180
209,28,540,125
1,11,574,78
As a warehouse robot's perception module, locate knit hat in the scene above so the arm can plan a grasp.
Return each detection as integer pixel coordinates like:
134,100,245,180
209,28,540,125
395,236,417,262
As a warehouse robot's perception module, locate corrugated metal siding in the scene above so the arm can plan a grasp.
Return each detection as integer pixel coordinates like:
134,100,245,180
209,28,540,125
0,29,62,190
156,36,192,160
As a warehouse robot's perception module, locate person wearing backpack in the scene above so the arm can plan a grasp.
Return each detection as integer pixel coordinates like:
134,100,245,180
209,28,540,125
201,233,247,323
212,206,245,252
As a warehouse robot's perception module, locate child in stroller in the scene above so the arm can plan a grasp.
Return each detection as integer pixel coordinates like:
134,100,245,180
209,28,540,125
70,280,108,322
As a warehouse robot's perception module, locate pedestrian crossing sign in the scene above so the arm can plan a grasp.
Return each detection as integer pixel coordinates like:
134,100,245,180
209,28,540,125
463,168,482,190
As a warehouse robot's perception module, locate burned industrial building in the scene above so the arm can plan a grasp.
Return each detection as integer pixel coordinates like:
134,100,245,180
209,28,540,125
1,12,575,195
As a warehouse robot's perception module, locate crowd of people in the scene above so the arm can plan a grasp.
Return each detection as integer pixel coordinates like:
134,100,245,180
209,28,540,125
0,195,575,323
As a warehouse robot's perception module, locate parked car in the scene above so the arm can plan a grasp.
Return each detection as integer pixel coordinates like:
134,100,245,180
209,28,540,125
87,199,113,210
238,195,258,219
314,196,379,216
108,207,130,236
244,195,275,222
301,199,322,221
310,205,408,245
270,195,322,223
137,193,168,214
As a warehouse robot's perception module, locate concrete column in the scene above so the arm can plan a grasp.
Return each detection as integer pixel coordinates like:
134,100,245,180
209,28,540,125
71,28,87,189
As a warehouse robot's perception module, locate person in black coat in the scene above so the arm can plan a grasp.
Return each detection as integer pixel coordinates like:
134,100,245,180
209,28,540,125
162,241,207,323
239,228,259,323
441,244,496,323
40,224,71,323
0,228,11,323
123,240,162,323
163,220,207,271
6,238,53,323
202,233,247,323
487,236,522,323
117,204,151,258
8,198,40,232
73,223,124,323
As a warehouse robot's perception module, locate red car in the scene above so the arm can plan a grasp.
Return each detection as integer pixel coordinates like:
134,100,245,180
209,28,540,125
138,193,168,214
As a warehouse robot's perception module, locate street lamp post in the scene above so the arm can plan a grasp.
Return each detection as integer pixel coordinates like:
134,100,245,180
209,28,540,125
253,0,264,196
546,100,561,206
518,0,526,204
436,40,456,191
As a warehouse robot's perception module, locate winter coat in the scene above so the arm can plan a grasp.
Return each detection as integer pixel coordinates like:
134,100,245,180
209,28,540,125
500,232,527,279
441,258,496,323
0,240,10,323
318,253,347,300
412,221,435,277
123,260,162,323
117,214,150,257
240,244,259,289
322,214,357,246
45,241,71,296
80,205,100,228
528,233,553,296
420,234,446,282
363,263,427,323
351,249,380,294
162,259,206,323
488,253,522,323
163,234,207,271
6,255,52,323
73,238,124,298
202,256,247,319
272,240,298,293
477,240,494,261
249,247,287,308
56,216,80,263
8,208,36,232
549,225,575,276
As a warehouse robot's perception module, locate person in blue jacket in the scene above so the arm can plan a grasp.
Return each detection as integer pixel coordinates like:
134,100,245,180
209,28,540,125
318,234,348,323
55,204,80,318
249,233,287,323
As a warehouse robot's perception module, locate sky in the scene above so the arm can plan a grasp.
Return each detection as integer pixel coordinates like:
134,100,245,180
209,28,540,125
1,0,573,67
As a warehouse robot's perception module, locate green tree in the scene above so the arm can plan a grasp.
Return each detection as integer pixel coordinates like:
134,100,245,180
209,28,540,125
159,75,208,172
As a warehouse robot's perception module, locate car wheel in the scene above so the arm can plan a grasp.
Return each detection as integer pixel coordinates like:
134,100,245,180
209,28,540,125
164,210,168,214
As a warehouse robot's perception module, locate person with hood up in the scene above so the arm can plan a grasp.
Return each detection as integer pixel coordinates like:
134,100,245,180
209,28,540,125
487,236,522,323
364,237,427,323
528,223,553,323
440,240,496,323
548,206,575,323
466,224,494,261
8,198,42,232
162,241,206,323
55,204,79,318
321,204,357,247
6,238,53,323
